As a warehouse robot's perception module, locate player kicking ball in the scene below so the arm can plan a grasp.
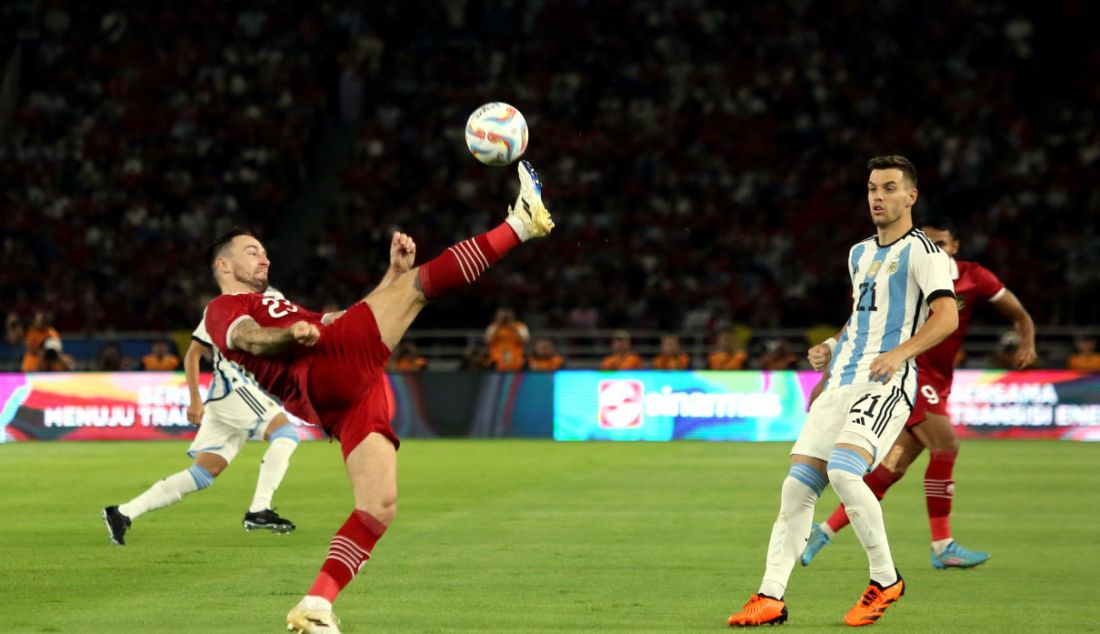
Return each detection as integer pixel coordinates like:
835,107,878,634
199,162,552,634
728,156,959,628
102,287,301,545
800,217,1036,570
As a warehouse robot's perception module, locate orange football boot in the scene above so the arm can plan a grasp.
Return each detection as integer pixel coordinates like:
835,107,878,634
844,572,905,627
728,593,788,627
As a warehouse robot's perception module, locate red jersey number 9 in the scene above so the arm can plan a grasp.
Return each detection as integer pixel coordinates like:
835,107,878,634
261,296,300,319
920,384,940,405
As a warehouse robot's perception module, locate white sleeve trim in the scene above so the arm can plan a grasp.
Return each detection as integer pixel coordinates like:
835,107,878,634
225,315,253,351
989,287,1008,303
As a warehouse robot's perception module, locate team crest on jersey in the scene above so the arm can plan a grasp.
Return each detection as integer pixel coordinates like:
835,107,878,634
887,260,899,274
866,260,883,277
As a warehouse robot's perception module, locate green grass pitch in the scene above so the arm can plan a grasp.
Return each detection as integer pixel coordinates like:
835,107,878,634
3,439,1098,633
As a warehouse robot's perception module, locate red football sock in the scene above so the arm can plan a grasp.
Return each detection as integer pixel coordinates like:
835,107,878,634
308,510,388,602
416,223,520,299
924,450,957,542
825,465,901,533
865,463,902,499
825,503,851,533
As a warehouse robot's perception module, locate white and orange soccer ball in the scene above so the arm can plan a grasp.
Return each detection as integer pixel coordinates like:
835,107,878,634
464,102,528,166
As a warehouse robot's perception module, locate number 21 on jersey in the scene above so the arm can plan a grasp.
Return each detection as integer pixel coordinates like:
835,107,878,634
857,282,878,312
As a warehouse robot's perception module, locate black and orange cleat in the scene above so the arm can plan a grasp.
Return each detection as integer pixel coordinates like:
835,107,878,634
844,572,905,627
728,593,788,627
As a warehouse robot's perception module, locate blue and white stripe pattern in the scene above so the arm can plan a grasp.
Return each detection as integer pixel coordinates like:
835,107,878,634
827,447,870,477
789,463,828,496
187,463,215,489
267,422,300,443
825,228,954,400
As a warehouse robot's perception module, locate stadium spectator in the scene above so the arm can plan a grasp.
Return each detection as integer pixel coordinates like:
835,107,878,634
389,342,427,373
760,339,800,371
142,341,181,371
600,330,644,370
96,342,135,372
5,313,25,346
485,308,529,372
1067,335,1100,372
459,343,493,371
4,2,1099,339
652,334,690,370
708,331,749,370
39,338,76,371
21,312,59,372
527,338,564,371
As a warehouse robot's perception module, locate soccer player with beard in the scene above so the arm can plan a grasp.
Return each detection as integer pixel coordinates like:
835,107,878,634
201,162,552,633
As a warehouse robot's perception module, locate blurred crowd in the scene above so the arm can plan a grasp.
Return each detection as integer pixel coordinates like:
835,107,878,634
2,1,1098,337
1,1,330,331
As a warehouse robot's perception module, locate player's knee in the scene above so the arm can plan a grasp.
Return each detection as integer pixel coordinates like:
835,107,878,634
826,447,870,488
785,463,828,499
187,464,217,489
266,421,300,444
931,436,960,454
193,456,226,478
356,496,397,526
363,501,396,526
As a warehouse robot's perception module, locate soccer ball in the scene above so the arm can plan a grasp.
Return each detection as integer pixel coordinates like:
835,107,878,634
464,102,528,166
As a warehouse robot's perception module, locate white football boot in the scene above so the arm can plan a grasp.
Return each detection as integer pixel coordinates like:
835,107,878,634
505,160,555,241
287,596,341,634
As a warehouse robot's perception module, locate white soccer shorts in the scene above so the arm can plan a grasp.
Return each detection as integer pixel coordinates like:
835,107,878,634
791,382,912,470
187,386,284,463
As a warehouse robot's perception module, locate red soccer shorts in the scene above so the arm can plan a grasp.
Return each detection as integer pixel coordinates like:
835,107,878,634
306,302,400,457
906,372,952,428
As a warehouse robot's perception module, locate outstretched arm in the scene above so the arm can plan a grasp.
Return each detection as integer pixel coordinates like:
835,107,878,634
869,296,959,383
991,290,1037,368
231,318,320,355
185,340,209,425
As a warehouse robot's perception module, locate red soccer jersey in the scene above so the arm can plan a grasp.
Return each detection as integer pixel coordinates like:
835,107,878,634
203,292,325,422
917,259,1006,385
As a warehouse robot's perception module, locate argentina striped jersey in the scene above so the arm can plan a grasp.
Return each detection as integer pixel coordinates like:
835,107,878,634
825,228,955,400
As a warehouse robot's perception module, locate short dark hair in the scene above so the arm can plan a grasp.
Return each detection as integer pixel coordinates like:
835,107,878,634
866,155,918,188
207,228,253,270
921,215,959,240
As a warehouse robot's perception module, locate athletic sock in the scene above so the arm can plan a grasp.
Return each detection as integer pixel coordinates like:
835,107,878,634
932,538,954,556
925,450,957,543
758,464,828,599
828,449,897,587
308,510,388,603
824,505,848,535
416,223,520,299
118,464,212,520
823,463,901,535
249,436,298,513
